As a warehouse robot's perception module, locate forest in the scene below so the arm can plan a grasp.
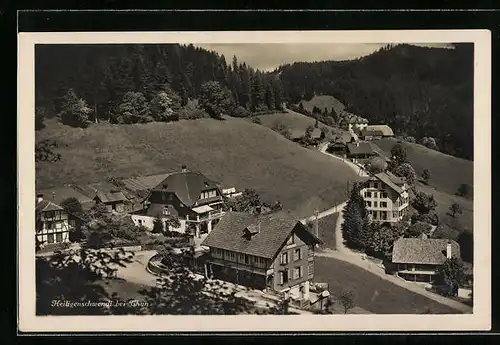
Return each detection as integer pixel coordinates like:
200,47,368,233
35,44,284,124
35,43,474,160
277,43,474,160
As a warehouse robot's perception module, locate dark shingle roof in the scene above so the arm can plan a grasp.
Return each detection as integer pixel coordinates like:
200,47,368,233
372,171,405,194
392,238,461,265
152,171,219,207
36,200,64,214
201,211,322,259
95,190,128,203
346,142,376,155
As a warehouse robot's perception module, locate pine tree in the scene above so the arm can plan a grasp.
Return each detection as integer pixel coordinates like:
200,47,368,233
264,82,276,111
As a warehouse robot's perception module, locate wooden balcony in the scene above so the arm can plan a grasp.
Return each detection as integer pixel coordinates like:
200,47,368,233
207,257,268,276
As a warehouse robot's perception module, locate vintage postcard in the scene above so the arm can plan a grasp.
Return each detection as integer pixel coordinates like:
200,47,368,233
18,30,491,332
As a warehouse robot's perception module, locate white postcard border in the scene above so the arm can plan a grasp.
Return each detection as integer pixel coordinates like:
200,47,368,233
18,29,491,332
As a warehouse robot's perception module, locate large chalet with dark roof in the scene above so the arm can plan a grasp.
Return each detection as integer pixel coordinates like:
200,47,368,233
132,166,225,237
201,211,322,301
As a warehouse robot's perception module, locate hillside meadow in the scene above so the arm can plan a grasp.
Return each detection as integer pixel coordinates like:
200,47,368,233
36,117,362,219
374,138,473,199
300,95,346,114
251,109,340,140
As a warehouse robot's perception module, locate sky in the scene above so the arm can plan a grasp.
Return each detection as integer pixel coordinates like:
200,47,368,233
195,43,455,71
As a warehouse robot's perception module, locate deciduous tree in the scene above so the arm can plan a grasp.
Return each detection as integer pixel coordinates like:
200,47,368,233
199,81,236,119
58,88,92,127
449,203,463,218
438,257,465,297
411,191,438,215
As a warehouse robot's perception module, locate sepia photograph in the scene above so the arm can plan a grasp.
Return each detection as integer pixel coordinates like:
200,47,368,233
18,30,491,332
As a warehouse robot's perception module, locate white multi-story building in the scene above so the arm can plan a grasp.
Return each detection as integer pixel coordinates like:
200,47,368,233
360,171,410,223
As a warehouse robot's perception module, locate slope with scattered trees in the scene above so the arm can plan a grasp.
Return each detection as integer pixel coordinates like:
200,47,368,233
278,44,474,160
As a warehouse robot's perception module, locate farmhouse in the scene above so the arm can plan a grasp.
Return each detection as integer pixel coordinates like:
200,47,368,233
360,125,394,140
201,211,322,301
346,142,378,164
36,194,70,245
360,171,410,223
392,238,461,283
338,110,369,132
132,166,225,238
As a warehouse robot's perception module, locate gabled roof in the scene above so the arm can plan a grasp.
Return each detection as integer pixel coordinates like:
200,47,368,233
392,238,461,265
372,171,405,194
120,173,173,193
362,125,394,137
346,142,377,155
151,171,219,207
201,211,322,259
94,190,128,203
36,199,64,214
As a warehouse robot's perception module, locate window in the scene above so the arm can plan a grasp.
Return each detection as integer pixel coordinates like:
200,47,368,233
45,211,54,218
163,206,170,215
280,252,289,265
244,254,250,265
380,201,387,208
373,192,378,198
238,253,245,263
366,201,372,207
294,248,301,261
227,251,236,262
46,221,53,230
374,201,378,208
287,235,294,245
381,211,387,220
279,271,289,285
373,212,378,220
69,219,76,227
382,192,388,198
56,233,63,243
47,233,54,244
137,219,142,225
294,266,302,279
374,182,379,189
366,191,372,198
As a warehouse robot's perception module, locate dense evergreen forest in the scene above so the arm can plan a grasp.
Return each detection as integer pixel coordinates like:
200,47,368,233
35,43,474,160
277,44,474,160
35,44,284,124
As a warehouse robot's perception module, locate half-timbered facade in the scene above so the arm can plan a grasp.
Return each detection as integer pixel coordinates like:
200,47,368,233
35,194,70,245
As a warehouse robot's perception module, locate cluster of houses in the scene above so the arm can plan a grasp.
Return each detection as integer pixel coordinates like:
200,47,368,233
35,112,469,304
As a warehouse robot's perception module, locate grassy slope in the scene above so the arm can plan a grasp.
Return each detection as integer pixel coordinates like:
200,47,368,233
314,257,457,314
36,118,362,219
375,138,473,233
374,138,473,198
300,95,346,114
252,110,340,139
317,213,339,250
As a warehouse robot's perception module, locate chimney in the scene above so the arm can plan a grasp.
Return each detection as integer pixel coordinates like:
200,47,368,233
314,210,319,237
181,164,188,173
36,193,43,203
446,242,452,259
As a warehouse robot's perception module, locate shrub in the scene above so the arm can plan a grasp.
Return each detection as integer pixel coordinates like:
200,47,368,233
178,107,209,120
233,106,250,118
251,117,262,125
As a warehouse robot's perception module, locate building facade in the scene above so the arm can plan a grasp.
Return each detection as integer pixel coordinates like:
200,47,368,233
201,212,322,301
36,194,71,245
360,171,410,223
131,167,225,237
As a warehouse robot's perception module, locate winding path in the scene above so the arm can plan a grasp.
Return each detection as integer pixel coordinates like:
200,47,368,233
309,141,473,314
